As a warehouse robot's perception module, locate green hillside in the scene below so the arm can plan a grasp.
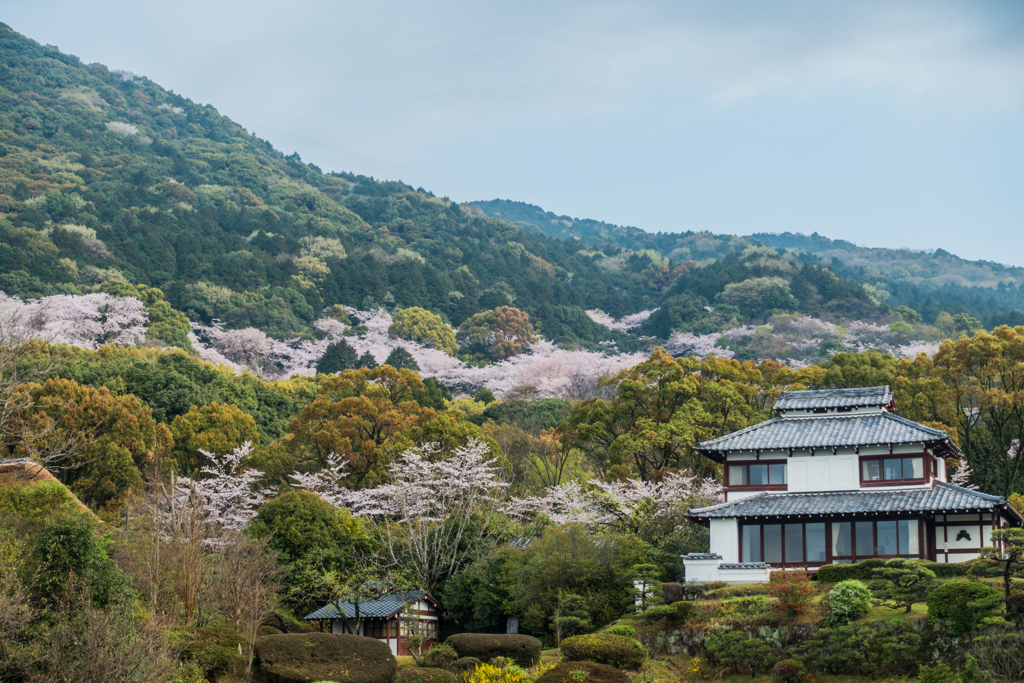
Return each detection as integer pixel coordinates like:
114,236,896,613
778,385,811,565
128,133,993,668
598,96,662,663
0,23,892,352
469,200,1024,329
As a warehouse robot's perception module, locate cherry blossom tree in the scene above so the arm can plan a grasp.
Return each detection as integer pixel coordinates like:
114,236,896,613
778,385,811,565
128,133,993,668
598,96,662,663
342,439,510,592
176,442,276,533
289,451,351,508
950,457,979,490
586,309,657,332
0,291,148,350
507,471,722,551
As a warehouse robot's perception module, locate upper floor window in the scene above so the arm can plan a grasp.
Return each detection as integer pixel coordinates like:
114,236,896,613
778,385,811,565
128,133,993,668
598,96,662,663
728,462,786,488
861,456,925,485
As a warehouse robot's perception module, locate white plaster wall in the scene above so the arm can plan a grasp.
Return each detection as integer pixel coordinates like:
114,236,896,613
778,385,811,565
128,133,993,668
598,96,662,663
726,490,762,502
945,525,983,550
948,553,981,563
786,455,857,492
332,619,364,635
719,567,771,584
710,518,739,563
683,559,724,583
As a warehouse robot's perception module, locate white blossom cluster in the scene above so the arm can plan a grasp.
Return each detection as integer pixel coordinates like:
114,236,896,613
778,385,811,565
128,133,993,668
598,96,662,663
585,308,657,333
664,331,731,359
176,442,276,533
504,471,723,527
949,457,978,490
0,291,148,350
188,307,646,399
343,440,509,522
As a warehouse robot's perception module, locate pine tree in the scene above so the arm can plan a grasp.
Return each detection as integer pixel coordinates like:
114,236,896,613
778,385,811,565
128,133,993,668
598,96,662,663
385,346,420,371
316,339,358,375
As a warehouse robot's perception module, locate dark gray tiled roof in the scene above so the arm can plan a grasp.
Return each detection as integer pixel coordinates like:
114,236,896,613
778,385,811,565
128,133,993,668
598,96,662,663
697,412,951,454
305,590,434,620
721,563,770,569
688,482,1005,519
774,386,893,411
684,553,722,560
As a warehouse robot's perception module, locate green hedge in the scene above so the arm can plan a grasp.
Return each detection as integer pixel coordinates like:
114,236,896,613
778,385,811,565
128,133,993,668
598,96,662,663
451,657,481,675
640,602,692,628
926,580,1003,634
560,633,647,670
815,559,885,583
255,633,396,683
396,669,458,683
445,634,542,667
603,625,637,639
535,662,631,683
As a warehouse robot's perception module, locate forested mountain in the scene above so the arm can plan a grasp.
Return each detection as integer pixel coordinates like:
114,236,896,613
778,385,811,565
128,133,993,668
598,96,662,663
0,23,893,358
469,201,1024,330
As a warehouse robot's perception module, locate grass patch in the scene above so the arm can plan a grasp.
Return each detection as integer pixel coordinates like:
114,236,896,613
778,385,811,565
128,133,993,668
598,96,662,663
860,600,929,623
632,654,914,683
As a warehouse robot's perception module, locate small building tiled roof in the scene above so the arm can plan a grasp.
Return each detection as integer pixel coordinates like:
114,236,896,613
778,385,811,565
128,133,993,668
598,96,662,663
305,589,437,620
683,553,722,560
774,386,893,412
688,481,1009,520
696,412,956,458
720,563,771,569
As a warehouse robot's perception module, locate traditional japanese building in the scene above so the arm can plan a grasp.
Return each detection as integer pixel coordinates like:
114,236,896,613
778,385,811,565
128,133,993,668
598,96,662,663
305,589,442,655
683,386,1022,583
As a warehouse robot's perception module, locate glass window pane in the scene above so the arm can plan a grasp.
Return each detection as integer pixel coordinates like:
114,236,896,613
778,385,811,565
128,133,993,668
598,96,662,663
831,522,852,558
898,520,919,555
883,458,903,481
862,460,881,481
742,525,761,562
856,521,874,557
786,524,804,563
904,458,924,479
749,464,768,486
877,520,898,555
729,466,746,486
769,464,787,485
806,523,826,562
764,525,782,563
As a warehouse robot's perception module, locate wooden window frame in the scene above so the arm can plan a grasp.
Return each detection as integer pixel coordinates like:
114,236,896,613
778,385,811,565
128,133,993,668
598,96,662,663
726,459,788,492
739,515,927,567
859,453,929,487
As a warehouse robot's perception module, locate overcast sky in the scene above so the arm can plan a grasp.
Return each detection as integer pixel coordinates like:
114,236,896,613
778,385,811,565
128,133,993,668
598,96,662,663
6,1,1024,266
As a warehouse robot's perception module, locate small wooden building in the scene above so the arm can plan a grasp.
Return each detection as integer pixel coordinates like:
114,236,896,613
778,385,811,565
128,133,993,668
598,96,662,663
305,590,442,656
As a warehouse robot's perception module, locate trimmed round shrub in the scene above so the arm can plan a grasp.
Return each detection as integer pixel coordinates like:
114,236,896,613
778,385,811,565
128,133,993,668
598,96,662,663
640,602,692,628
825,579,872,627
772,659,810,683
397,669,458,683
603,625,637,639
926,580,1003,634
181,626,245,677
445,634,542,667
451,657,481,675
560,633,647,670
255,633,397,683
816,559,885,583
535,662,630,683
661,582,684,604
705,631,775,675
422,643,459,670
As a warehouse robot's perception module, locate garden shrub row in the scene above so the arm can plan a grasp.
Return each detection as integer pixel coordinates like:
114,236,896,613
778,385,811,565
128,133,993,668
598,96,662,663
814,559,885,583
560,633,647,670
816,558,987,583
794,622,922,678
536,662,630,683
254,633,396,683
445,634,542,667
397,669,457,683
